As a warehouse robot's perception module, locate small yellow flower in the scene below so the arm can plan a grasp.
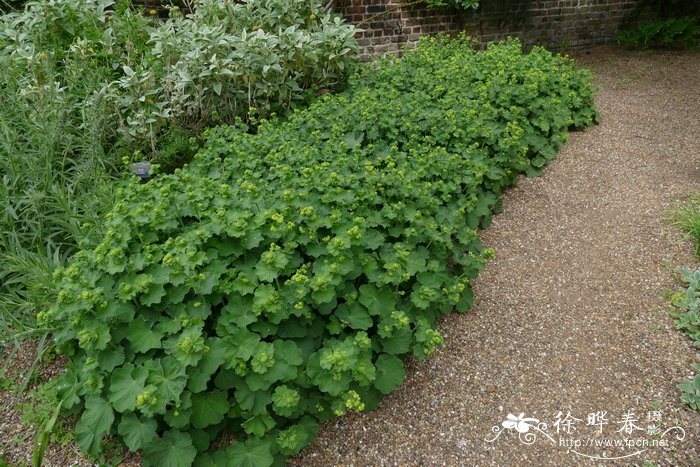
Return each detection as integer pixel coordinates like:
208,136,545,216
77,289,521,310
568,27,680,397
149,9,157,15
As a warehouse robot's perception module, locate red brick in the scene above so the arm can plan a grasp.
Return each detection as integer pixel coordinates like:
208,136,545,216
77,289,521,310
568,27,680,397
340,0,647,56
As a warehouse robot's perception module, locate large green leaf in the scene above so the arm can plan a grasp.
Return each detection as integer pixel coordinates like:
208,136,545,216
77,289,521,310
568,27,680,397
146,356,188,404
224,438,274,467
141,283,167,306
242,412,276,437
97,347,126,372
336,302,372,330
455,285,474,313
220,299,257,329
380,327,412,355
55,367,80,409
75,397,114,455
235,384,272,415
221,327,260,364
109,363,148,413
117,412,158,451
164,391,193,429
193,449,229,467
190,428,211,453
190,389,230,429
102,301,135,322
405,248,429,275
187,338,226,393
358,284,396,316
126,316,162,353
374,354,405,394
142,430,197,467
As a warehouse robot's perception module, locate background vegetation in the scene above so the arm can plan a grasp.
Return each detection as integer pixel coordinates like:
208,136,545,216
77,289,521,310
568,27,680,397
617,0,700,49
0,0,357,347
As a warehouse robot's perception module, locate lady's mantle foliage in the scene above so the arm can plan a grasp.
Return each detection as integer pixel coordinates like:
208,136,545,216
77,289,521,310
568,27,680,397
44,35,598,466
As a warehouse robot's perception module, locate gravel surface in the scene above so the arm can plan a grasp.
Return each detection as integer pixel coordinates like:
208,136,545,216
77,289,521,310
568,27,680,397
291,47,700,466
1,46,699,466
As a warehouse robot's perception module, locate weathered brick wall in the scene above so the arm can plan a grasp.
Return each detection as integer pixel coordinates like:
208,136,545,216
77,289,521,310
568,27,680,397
334,0,652,58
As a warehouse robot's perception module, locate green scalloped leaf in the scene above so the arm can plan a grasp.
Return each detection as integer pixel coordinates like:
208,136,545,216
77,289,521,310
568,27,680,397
235,384,272,415
164,391,193,429
242,412,276,437
141,283,166,306
145,356,188,404
374,354,405,394
126,316,162,353
336,302,372,330
109,363,148,413
117,412,158,451
142,430,197,467
75,397,114,455
190,389,230,429
187,339,226,393
224,438,274,467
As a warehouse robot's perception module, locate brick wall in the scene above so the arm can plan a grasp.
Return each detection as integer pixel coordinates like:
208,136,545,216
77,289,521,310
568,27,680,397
334,0,652,58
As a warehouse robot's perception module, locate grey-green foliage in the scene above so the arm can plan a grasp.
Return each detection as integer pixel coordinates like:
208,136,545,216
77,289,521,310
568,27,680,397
679,371,700,410
107,0,358,150
672,267,700,410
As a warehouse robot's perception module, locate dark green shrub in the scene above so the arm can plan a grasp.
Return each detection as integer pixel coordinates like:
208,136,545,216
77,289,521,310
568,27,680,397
650,0,700,20
43,35,598,465
425,0,479,10
616,16,700,49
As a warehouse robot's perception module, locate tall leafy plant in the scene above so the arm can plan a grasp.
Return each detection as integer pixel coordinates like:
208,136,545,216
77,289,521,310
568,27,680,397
0,0,133,338
108,0,358,154
0,0,358,340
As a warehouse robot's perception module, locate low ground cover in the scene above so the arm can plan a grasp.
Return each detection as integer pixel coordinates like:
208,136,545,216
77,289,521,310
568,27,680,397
40,35,599,465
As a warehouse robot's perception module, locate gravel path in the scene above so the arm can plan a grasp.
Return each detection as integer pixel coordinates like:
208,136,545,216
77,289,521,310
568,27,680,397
2,46,699,466
291,47,700,466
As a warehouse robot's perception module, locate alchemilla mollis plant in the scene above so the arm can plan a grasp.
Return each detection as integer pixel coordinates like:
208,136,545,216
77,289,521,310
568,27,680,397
43,35,599,465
